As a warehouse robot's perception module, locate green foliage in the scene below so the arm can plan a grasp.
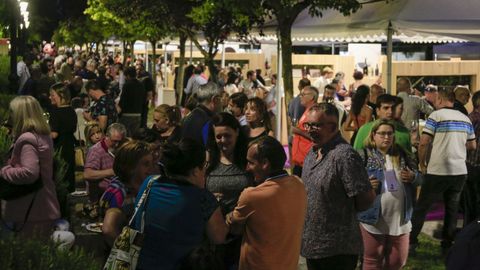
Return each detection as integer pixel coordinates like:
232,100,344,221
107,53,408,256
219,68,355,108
54,148,69,202
0,56,10,93
0,235,101,270
404,234,444,270
0,126,13,165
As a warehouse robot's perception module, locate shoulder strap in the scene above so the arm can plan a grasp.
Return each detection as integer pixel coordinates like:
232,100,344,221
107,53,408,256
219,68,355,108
128,175,160,229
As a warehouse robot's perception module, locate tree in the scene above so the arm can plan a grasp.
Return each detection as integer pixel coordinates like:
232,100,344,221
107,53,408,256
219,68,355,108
187,0,264,82
261,0,363,105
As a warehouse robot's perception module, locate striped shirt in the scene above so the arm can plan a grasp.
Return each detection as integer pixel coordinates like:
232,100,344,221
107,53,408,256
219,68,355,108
423,108,475,175
467,110,480,167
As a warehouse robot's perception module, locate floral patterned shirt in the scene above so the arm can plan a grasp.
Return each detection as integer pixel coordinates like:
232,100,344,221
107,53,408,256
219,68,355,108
301,133,372,259
90,94,117,129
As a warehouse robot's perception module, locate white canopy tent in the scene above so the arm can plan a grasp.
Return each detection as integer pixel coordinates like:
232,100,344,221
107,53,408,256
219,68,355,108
259,0,480,139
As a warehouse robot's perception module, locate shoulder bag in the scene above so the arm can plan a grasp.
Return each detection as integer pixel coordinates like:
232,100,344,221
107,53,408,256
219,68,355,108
103,175,159,270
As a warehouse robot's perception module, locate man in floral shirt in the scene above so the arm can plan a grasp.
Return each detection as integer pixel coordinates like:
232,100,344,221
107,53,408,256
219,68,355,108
84,80,118,131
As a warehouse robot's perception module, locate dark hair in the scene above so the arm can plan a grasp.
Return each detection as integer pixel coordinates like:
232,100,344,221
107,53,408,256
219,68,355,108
376,94,397,108
246,70,255,78
226,72,238,85
324,84,336,92
472,91,480,109
71,97,83,109
207,112,248,175
308,102,339,122
113,140,152,183
124,66,137,78
351,84,370,116
250,136,286,172
85,80,102,92
97,65,107,76
229,92,248,110
353,71,364,80
132,128,161,143
161,139,206,177
247,97,272,132
298,78,311,91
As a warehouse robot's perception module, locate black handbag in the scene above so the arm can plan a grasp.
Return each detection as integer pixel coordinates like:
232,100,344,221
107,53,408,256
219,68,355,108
0,176,43,201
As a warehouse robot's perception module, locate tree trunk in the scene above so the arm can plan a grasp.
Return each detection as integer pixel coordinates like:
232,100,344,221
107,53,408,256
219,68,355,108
279,23,294,106
176,33,187,105
150,39,157,105
129,40,136,63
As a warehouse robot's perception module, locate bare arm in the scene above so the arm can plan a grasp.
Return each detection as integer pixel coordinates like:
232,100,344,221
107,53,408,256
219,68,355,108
418,133,433,173
97,115,108,131
466,139,477,151
102,208,126,247
206,208,228,244
83,167,114,181
355,189,376,211
343,112,356,132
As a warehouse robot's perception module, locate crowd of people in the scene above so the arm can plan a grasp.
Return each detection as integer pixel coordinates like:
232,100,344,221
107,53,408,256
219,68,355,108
1,49,479,270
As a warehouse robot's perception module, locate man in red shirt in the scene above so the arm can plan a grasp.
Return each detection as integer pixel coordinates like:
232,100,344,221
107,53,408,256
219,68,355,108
291,86,318,177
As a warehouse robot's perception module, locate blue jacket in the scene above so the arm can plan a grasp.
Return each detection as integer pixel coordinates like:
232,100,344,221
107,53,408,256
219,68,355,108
357,147,422,225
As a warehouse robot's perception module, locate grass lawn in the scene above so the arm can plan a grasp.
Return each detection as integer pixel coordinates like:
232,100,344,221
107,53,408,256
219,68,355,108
404,233,445,270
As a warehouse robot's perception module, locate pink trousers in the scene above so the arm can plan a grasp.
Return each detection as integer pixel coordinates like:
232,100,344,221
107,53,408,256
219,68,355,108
360,225,409,270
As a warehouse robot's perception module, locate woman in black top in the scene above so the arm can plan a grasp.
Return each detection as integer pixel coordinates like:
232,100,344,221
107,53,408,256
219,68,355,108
49,83,78,194
206,112,253,269
152,104,182,144
245,97,274,143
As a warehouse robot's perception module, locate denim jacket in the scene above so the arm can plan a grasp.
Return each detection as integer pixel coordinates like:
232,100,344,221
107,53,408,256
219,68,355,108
357,147,422,225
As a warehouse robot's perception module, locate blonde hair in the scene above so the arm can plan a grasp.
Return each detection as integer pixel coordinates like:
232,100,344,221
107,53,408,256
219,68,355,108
50,82,71,105
10,96,50,138
84,122,103,144
364,119,396,149
154,104,181,126
364,119,402,168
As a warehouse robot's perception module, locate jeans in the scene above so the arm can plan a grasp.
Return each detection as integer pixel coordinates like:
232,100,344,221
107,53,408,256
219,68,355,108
410,174,467,247
306,255,358,270
360,226,409,270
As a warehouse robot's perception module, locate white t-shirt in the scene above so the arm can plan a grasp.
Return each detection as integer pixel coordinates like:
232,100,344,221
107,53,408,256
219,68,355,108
362,155,411,236
423,108,475,175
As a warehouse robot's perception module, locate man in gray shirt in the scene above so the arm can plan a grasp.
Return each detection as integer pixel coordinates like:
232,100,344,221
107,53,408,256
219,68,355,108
301,103,375,270
396,77,433,129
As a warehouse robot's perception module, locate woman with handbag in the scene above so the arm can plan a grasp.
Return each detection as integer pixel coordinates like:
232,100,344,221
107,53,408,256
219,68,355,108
100,140,155,247
357,119,420,269
131,139,228,270
0,96,60,237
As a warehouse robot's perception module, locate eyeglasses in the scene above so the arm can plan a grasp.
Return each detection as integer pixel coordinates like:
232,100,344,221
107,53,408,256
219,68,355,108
299,92,313,97
375,131,394,138
303,122,334,130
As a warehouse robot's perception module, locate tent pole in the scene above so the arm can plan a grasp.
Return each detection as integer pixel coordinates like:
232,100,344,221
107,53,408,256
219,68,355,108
387,22,393,94
189,39,193,65
221,43,226,68
331,43,335,55
276,35,283,141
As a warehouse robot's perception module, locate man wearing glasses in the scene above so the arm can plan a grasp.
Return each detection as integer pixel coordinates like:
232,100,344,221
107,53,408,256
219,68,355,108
291,86,318,177
84,123,127,203
301,103,375,270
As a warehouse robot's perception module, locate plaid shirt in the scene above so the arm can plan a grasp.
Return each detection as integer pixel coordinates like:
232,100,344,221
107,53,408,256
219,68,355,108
467,110,480,167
